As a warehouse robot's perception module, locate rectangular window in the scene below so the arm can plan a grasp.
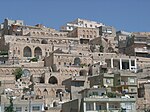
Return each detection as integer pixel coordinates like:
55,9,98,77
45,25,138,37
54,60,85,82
16,107,22,112
86,103,94,111
131,60,135,66
129,78,135,84
32,106,40,111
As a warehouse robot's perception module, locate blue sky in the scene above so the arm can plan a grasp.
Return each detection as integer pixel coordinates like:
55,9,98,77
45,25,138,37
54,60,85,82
0,0,150,32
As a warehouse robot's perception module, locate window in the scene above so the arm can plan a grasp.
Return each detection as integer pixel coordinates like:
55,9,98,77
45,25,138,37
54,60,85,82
90,25,92,27
131,89,135,92
68,26,72,29
131,60,135,66
16,107,22,112
92,92,98,96
86,103,94,111
32,106,40,111
129,78,135,84
13,50,16,54
59,62,61,65
106,79,111,84
18,50,20,55
46,52,48,56
85,24,87,27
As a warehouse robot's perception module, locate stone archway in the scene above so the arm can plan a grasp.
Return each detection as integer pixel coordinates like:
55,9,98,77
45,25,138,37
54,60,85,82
49,76,58,85
43,89,48,96
23,46,32,57
34,47,42,58
74,57,81,65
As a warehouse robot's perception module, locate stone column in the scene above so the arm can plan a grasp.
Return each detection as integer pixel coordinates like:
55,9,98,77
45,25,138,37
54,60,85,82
32,48,34,58
129,59,131,71
134,59,137,72
111,58,114,68
106,102,109,111
93,102,96,110
120,58,122,70
83,102,86,112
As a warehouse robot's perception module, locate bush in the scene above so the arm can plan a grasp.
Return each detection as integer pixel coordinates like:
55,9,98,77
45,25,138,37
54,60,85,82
13,68,23,81
107,92,116,98
30,57,38,62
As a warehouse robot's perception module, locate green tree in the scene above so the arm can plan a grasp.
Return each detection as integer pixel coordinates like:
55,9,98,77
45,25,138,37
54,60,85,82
5,97,15,112
29,57,38,62
13,68,23,81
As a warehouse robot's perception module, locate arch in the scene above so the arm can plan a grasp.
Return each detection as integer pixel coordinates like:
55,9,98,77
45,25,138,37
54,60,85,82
43,89,48,96
31,39,36,43
36,88,42,96
16,39,21,42
79,70,87,76
34,47,42,58
54,34,59,37
23,46,32,57
74,57,81,65
22,39,26,43
41,39,48,44
49,89,55,96
36,39,40,43
49,76,58,84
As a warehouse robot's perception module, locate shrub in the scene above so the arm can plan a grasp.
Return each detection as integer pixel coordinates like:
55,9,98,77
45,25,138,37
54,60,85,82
13,68,23,81
30,57,38,62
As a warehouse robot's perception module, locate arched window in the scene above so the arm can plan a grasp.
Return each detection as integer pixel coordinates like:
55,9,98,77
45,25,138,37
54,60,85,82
41,39,48,44
43,89,48,96
31,39,36,43
49,76,58,84
34,47,42,58
54,34,59,37
23,46,32,57
74,57,81,66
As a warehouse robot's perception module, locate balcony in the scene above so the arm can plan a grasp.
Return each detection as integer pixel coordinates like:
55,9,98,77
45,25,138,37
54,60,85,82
86,110,121,112
134,48,148,53
119,81,137,86
84,97,136,102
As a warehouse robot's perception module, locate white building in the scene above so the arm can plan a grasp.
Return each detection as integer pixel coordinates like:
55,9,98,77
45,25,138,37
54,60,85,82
60,18,104,32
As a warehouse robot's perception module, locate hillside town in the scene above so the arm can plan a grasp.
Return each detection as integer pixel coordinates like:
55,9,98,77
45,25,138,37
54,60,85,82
0,18,150,112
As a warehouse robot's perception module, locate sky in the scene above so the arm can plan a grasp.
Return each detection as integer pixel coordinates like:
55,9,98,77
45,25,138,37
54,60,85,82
0,0,150,32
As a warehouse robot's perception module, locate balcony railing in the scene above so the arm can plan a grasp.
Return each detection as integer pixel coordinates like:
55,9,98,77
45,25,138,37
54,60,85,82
134,48,148,53
84,97,136,102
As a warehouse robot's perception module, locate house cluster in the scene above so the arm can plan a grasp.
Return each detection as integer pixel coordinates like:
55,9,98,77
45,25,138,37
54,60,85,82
0,18,150,112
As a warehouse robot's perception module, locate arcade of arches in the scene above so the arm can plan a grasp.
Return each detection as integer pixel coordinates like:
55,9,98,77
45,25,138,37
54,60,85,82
23,46,42,58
